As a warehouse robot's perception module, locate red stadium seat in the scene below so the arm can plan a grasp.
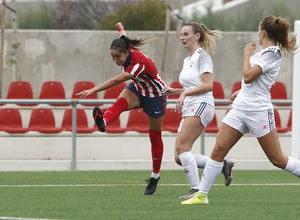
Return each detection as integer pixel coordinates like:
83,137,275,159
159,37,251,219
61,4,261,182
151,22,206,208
270,81,289,106
39,81,68,106
28,108,62,133
126,109,149,133
71,81,99,106
270,81,287,100
274,109,290,133
103,82,127,99
0,108,29,133
213,81,227,106
168,81,183,99
231,81,241,95
162,108,181,133
7,81,36,106
205,113,219,133
61,108,95,133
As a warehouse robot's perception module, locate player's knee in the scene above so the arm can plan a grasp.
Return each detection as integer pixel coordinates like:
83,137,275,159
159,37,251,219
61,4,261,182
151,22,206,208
210,142,226,161
269,157,286,169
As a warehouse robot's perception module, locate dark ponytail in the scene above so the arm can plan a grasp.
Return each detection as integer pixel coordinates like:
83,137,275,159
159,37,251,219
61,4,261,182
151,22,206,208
110,35,153,53
261,15,297,54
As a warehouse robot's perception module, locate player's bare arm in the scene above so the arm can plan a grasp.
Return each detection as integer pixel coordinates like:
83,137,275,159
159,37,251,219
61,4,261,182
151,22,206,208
77,72,133,99
183,72,213,96
243,43,263,83
162,86,184,96
115,22,127,37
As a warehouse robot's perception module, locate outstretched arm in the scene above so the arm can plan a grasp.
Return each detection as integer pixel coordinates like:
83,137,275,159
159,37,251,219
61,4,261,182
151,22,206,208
76,72,133,99
115,22,127,37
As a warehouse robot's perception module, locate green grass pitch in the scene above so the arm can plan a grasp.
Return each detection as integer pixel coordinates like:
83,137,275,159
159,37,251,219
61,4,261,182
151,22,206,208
0,170,299,220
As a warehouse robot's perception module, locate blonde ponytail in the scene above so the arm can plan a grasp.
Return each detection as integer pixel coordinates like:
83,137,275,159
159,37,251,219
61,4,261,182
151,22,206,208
183,22,222,52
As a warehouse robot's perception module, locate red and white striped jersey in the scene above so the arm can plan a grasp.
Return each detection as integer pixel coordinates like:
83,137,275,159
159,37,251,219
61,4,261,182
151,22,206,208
122,49,166,98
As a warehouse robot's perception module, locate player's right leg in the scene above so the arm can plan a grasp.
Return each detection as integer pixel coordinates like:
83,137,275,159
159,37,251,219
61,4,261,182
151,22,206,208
93,87,140,132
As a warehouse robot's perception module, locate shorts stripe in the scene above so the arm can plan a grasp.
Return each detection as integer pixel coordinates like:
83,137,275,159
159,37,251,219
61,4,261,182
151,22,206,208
194,102,207,117
268,109,275,131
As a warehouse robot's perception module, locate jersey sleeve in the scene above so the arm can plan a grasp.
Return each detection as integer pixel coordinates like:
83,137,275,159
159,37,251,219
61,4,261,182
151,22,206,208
198,53,213,75
126,63,145,78
255,51,281,73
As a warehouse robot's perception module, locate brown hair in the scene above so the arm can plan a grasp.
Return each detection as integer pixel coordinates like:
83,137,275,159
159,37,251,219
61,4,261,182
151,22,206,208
183,22,222,52
110,35,153,53
260,15,297,54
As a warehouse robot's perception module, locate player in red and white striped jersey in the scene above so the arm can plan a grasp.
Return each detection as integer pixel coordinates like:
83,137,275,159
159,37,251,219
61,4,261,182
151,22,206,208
77,22,166,195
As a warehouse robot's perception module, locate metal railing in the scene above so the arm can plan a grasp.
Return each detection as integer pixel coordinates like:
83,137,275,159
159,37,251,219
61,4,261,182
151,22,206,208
0,98,292,170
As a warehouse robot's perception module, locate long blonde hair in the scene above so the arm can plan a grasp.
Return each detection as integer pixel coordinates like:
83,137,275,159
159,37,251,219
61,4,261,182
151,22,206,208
261,15,297,54
183,22,222,52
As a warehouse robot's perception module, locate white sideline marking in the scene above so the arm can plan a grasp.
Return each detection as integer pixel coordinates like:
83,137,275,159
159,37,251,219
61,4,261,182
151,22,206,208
0,217,60,220
0,183,299,187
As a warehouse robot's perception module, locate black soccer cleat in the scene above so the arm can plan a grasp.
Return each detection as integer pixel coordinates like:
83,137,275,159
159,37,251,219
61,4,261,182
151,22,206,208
144,177,160,195
93,107,105,132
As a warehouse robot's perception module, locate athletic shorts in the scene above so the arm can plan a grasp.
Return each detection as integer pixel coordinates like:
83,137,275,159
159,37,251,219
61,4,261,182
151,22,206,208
178,102,214,132
222,108,276,138
125,83,166,118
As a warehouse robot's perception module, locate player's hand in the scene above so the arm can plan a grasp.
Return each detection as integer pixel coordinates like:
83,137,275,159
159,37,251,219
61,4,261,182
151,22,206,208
76,89,95,99
115,22,124,31
244,43,256,56
176,92,186,113
230,90,240,103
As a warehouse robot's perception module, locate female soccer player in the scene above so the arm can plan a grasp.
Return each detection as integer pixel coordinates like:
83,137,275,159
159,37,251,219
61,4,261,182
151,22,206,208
77,22,166,195
163,22,234,199
182,15,300,205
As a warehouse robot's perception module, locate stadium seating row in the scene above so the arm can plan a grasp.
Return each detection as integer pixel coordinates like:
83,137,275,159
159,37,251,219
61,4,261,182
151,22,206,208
0,107,292,134
1,80,290,106
170,80,289,104
1,80,127,106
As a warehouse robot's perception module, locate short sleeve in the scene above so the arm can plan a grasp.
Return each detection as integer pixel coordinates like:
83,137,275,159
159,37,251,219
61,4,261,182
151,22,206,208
198,53,213,75
255,51,281,73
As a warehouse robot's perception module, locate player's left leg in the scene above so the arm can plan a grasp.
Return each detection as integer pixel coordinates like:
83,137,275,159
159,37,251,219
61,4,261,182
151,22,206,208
144,115,164,195
175,116,204,198
182,122,242,205
258,129,300,177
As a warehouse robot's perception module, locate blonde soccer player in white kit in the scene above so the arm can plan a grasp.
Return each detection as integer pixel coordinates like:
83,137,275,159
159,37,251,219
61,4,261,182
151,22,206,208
182,15,300,205
163,22,234,199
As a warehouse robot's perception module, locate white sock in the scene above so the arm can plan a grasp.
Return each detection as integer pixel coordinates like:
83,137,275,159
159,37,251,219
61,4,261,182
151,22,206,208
284,156,300,177
151,172,160,179
178,151,199,190
193,154,209,169
199,158,223,194
103,119,107,127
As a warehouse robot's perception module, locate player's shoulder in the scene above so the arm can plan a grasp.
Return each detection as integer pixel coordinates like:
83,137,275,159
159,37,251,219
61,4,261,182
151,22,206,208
196,48,208,56
262,46,280,55
261,46,281,60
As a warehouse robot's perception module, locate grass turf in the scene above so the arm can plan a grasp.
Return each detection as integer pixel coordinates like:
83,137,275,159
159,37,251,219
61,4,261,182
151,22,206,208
0,170,299,220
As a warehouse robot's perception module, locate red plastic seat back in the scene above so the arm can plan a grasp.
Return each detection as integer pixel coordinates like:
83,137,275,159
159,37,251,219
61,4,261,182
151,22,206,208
126,109,149,133
0,108,29,133
103,82,127,99
72,81,98,106
162,108,182,133
7,81,35,106
39,81,67,106
29,108,62,133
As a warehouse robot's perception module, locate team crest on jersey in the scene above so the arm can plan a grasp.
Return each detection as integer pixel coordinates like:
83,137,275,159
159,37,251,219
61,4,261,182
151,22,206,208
189,61,195,68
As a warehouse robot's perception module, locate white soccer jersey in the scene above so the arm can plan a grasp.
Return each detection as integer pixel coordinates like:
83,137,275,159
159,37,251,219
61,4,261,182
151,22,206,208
179,48,214,108
233,46,282,111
